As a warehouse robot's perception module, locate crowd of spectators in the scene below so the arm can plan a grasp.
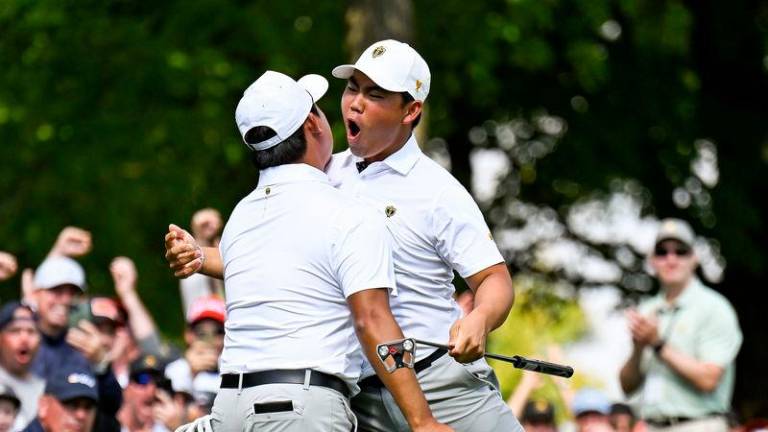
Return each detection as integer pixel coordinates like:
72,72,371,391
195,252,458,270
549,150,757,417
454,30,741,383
0,209,225,432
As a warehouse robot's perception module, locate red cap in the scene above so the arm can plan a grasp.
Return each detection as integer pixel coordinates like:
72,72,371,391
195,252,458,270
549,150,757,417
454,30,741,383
187,296,226,325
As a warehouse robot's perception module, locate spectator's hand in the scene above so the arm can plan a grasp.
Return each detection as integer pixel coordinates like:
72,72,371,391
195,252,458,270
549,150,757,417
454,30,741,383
185,340,218,375
165,224,204,278
154,390,185,431
49,226,92,258
191,208,222,246
518,370,543,391
174,415,213,432
626,308,661,347
447,311,487,363
108,326,132,363
21,268,36,307
67,320,108,365
110,256,138,297
0,251,18,281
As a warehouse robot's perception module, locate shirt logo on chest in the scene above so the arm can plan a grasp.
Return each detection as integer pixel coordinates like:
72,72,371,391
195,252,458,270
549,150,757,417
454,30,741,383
385,205,397,218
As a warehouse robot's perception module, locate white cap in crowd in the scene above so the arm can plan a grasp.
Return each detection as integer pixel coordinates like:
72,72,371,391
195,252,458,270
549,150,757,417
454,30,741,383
655,218,696,247
332,39,431,102
33,256,86,291
235,71,328,152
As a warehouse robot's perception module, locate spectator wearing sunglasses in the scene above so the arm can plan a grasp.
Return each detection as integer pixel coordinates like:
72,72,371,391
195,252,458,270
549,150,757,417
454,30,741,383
118,354,184,432
163,296,223,415
619,218,742,432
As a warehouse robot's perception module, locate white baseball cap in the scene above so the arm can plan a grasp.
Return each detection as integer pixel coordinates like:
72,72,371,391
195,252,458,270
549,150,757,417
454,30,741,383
33,256,86,292
655,218,696,247
332,39,431,102
235,70,329,152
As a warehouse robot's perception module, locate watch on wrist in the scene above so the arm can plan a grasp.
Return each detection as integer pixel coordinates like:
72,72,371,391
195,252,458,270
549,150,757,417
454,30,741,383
652,339,665,355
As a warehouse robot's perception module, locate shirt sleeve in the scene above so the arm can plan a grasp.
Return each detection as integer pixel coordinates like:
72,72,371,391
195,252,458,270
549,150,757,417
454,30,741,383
431,183,504,278
697,298,742,366
331,207,397,298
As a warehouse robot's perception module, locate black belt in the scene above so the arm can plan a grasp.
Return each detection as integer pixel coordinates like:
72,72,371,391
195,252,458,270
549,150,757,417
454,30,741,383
220,369,349,398
359,348,448,389
646,413,724,427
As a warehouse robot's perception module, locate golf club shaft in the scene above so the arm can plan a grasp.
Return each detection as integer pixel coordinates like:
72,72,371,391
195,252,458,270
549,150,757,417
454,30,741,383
412,339,574,378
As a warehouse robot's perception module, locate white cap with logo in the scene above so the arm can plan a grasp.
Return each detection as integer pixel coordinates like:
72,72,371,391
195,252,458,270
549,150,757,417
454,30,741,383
332,39,431,102
235,71,329,152
33,256,86,291
655,218,696,247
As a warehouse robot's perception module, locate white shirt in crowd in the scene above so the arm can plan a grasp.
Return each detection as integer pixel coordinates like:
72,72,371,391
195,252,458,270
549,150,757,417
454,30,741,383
0,365,45,432
217,163,396,394
326,134,504,377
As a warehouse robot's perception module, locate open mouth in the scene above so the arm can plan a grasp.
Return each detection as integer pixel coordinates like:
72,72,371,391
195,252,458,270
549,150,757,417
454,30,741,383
347,119,361,138
16,348,31,363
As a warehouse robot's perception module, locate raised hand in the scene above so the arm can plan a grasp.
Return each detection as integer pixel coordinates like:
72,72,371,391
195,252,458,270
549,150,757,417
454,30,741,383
0,251,17,281
154,389,184,431
110,256,138,297
49,226,92,258
67,320,108,366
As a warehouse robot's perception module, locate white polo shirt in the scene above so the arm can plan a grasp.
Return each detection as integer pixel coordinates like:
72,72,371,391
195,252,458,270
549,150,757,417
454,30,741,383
218,163,396,393
326,135,504,376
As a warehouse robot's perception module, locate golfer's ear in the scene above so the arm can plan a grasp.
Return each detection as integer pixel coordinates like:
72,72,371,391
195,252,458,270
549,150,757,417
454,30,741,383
402,100,422,126
304,111,322,135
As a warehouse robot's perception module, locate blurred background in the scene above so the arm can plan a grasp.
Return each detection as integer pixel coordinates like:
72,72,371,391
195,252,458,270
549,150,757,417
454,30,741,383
1,0,766,422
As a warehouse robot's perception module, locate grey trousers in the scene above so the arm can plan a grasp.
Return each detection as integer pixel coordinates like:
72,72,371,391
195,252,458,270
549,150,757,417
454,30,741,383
352,353,523,432
209,383,357,431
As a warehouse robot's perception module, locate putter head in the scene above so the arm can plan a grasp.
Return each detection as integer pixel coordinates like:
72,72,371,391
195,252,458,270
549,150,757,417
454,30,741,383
376,338,416,373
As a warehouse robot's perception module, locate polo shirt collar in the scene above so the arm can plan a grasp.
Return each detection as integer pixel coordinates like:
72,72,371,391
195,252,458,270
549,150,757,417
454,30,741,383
655,277,701,313
258,163,329,187
349,134,421,176
381,134,421,175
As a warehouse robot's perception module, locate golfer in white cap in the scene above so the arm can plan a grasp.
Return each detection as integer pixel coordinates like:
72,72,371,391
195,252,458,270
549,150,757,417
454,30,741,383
170,70,450,432
324,39,523,431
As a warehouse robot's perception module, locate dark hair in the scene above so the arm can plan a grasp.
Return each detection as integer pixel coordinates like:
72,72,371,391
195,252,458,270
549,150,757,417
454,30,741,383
401,92,421,128
246,105,318,170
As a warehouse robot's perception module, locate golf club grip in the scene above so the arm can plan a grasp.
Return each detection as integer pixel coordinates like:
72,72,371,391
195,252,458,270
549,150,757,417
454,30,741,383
501,354,574,378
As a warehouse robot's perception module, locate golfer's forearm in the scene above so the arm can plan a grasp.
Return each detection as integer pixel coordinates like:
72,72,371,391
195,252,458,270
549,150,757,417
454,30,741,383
200,247,224,279
348,290,436,429
355,312,435,428
469,264,514,331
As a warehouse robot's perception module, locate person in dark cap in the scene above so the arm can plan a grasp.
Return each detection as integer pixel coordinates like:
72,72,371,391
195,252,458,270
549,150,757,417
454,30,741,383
0,301,43,431
521,400,558,432
0,384,21,432
21,366,98,432
609,403,638,432
118,353,183,432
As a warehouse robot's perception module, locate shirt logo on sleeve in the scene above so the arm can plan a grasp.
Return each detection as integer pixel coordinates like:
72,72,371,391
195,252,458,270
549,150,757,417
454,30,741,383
385,205,397,218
